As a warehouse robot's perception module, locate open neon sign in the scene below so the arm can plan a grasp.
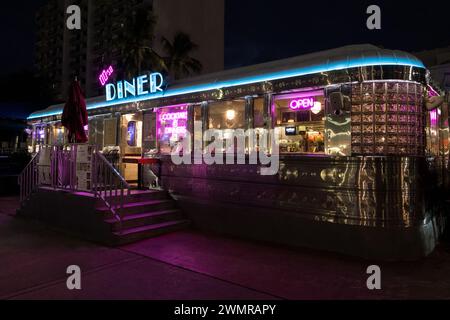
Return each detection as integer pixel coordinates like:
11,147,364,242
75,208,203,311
98,65,114,86
289,97,315,110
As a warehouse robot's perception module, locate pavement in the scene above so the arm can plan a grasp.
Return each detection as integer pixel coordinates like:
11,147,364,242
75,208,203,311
1,196,450,300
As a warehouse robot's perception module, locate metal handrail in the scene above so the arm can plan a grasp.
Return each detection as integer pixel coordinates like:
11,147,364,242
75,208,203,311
18,151,40,203
92,149,131,232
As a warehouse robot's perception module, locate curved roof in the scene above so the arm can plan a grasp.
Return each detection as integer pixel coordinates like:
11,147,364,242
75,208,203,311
29,44,425,120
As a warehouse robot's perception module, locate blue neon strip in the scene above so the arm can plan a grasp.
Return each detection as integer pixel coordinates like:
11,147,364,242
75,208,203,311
28,56,425,120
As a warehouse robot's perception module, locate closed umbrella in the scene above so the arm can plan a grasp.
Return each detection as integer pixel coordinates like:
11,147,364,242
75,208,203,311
62,80,88,143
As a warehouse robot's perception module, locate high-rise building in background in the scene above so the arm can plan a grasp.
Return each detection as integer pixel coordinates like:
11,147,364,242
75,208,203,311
34,0,224,100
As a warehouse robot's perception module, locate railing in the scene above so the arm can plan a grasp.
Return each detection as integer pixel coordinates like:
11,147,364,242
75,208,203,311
92,149,131,230
18,151,40,203
149,164,161,189
138,157,162,189
18,144,132,231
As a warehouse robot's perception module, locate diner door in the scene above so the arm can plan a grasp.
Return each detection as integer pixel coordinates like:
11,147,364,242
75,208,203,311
120,113,143,188
141,111,158,188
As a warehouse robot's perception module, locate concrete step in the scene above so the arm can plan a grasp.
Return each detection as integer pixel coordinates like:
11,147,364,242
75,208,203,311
105,209,183,231
100,189,169,204
114,219,190,245
97,199,175,217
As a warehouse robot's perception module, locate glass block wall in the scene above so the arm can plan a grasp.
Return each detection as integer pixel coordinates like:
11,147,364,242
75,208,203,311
351,81,425,156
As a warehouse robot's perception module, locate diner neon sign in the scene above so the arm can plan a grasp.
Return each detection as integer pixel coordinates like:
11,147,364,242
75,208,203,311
289,97,315,110
106,72,164,101
98,65,114,86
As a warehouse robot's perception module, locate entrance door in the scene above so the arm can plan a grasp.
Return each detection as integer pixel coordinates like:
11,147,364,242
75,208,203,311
120,113,143,188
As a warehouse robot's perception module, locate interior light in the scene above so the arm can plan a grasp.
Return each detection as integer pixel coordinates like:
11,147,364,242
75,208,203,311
226,109,236,121
125,114,134,122
311,101,322,114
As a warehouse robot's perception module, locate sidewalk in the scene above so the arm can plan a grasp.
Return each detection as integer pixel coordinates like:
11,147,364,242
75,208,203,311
1,196,449,299
121,230,450,299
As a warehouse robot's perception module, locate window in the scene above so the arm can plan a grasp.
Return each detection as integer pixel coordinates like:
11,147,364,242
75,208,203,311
53,125,65,145
120,113,142,152
193,104,203,151
444,73,450,91
88,117,104,150
207,100,246,154
253,98,265,128
34,126,46,145
273,91,325,154
103,117,118,147
142,112,157,156
351,81,424,155
208,100,245,130
249,97,268,153
157,105,189,154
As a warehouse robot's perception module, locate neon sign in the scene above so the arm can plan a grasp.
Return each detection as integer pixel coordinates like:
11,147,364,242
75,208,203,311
159,111,188,122
289,97,315,110
159,110,188,137
106,72,164,102
99,65,114,86
430,109,438,126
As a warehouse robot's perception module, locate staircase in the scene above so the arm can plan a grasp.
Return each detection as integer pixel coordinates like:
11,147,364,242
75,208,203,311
18,146,189,246
97,189,189,245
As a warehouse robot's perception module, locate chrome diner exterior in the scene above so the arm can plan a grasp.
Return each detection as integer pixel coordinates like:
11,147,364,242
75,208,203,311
26,44,448,260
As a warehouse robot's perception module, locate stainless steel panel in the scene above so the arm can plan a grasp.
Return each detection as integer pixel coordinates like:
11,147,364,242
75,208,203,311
325,85,352,156
160,155,429,228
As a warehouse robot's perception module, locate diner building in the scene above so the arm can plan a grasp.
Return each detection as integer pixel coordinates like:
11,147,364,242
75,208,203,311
21,44,448,260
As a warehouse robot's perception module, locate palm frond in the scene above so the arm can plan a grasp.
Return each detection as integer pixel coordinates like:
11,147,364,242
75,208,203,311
161,32,202,80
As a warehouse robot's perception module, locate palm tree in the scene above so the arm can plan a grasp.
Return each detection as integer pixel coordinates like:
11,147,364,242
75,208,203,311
116,5,167,78
161,32,202,80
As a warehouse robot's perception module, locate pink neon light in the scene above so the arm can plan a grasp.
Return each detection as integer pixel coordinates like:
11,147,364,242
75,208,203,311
430,110,438,126
157,106,188,139
99,66,114,86
289,97,315,110
427,85,439,97
159,111,188,122
274,90,323,101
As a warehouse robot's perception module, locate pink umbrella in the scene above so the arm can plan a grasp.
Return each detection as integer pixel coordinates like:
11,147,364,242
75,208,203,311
62,80,88,143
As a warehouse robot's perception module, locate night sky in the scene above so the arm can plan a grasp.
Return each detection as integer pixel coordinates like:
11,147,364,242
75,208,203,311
225,0,450,68
0,0,450,117
0,0,48,76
